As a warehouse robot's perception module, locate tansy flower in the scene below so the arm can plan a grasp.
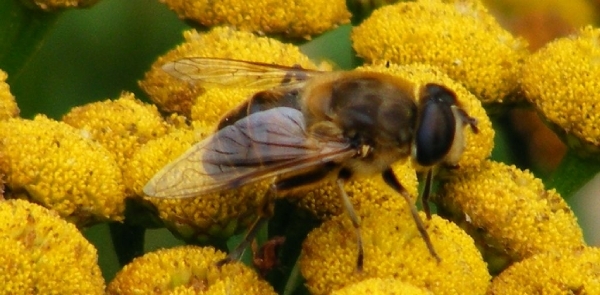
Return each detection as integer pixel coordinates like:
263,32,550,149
0,115,126,225
520,26,600,156
107,246,276,294
288,160,419,219
437,160,584,268
125,126,269,242
300,202,490,295
352,0,528,104
159,0,350,39
0,70,19,120
0,199,105,294
62,93,173,195
487,246,600,294
140,27,321,117
331,277,432,295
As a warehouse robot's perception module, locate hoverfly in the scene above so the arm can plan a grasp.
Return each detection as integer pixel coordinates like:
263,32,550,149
144,57,479,269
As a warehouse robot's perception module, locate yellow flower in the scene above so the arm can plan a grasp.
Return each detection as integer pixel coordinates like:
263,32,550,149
140,27,321,117
289,160,419,219
125,125,269,241
107,246,276,295
352,0,528,104
332,277,432,295
0,115,126,225
488,246,600,294
0,70,19,120
160,0,350,39
62,93,172,195
300,202,490,295
520,26,600,156
357,63,495,173
437,160,584,264
0,199,105,294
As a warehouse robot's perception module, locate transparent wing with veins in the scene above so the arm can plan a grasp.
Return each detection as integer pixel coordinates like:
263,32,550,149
143,107,355,199
162,57,326,89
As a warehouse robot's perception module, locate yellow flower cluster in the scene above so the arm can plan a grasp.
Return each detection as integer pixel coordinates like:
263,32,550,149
139,27,321,118
289,160,418,219
438,160,584,264
488,246,600,294
107,246,276,294
521,26,600,156
352,0,528,104
63,93,173,191
125,126,270,241
0,115,126,225
300,199,491,295
0,199,105,294
160,0,350,39
0,70,19,120
331,277,431,295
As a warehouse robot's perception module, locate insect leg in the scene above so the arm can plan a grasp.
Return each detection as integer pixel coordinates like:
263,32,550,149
217,185,277,266
335,169,364,271
422,168,434,220
382,168,441,262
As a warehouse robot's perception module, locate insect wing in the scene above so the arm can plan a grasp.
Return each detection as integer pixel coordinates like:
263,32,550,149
162,57,325,89
143,107,355,199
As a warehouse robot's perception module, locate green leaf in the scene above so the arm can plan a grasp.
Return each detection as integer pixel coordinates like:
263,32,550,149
546,149,600,198
0,0,59,84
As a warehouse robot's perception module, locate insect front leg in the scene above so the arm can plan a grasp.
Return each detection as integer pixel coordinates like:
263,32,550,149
382,168,441,262
336,169,365,271
217,184,277,267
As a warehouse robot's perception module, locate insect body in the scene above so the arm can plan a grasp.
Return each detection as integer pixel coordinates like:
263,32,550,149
144,58,478,268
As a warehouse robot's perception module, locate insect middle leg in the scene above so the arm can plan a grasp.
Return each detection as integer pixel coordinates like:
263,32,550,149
219,164,336,266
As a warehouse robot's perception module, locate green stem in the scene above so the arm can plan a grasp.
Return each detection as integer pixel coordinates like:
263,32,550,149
282,255,302,295
546,149,600,199
0,0,60,84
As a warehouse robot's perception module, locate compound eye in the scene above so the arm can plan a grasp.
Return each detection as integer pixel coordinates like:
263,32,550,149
414,84,457,167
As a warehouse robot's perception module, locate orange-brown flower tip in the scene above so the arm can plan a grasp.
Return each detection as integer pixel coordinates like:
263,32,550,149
0,115,126,225
488,246,600,294
358,63,495,173
63,92,171,177
0,199,105,294
160,0,350,39
352,0,528,104
21,0,100,10
521,26,600,156
125,126,268,241
107,246,276,294
289,160,418,219
438,160,584,262
140,27,319,117
332,277,432,295
300,208,490,295
0,70,19,120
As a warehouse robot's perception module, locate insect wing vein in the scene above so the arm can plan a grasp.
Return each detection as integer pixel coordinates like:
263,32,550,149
143,107,353,199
